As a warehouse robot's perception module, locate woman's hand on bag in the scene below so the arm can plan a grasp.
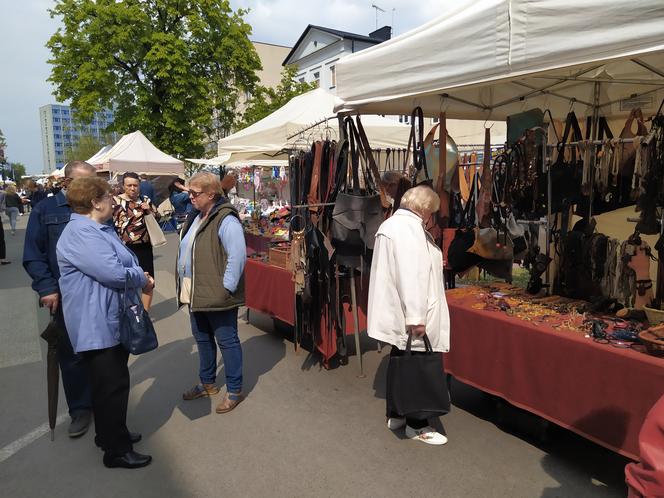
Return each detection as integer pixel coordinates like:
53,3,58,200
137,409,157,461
143,273,155,292
408,324,426,338
140,201,151,212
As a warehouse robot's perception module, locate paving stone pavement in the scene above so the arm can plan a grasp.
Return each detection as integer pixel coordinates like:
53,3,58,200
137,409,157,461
0,217,630,497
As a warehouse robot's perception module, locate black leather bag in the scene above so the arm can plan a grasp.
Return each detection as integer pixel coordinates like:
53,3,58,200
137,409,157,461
538,111,584,215
119,274,158,355
408,107,434,188
331,117,383,258
386,333,450,419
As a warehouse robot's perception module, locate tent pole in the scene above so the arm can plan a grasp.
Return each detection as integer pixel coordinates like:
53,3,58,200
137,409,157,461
588,81,601,220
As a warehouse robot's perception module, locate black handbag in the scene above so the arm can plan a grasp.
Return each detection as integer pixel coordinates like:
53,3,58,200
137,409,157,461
119,273,158,355
408,106,434,188
386,333,450,419
536,111,584,215
331,117,384,260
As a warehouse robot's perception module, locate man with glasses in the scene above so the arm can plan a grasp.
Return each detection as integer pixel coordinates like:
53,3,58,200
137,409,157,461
23,161,96,437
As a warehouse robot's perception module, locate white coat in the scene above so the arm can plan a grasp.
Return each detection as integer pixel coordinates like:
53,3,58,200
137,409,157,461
367,209,450,352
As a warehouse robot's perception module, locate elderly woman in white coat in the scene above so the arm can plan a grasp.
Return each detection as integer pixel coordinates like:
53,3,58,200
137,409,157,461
367,185,451,445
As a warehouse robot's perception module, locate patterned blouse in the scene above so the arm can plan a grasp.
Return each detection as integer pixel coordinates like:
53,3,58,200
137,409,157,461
113,195,159,245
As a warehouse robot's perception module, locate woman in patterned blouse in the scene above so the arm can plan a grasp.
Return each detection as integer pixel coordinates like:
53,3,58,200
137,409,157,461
112,172,160,307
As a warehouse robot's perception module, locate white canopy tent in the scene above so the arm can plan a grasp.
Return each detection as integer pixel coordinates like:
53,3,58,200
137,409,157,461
189,88,413,166
334,0,664,122
86,145,113,165
90,130,184,174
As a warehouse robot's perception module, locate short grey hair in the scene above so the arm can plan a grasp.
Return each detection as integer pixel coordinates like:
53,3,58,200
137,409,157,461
64,161,96,178
189,171,223,198
399,185,440,214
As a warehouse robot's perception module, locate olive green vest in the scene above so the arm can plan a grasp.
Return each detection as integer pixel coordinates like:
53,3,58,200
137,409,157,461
176,202,245,312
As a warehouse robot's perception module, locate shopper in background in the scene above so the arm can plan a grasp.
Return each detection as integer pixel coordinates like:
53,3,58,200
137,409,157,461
23,161,96,437
0,188,9,265
57,176,153,469
177,172,247,414
4,185,22,235
367,185,451,445
139,175,155,203
168,177,192,216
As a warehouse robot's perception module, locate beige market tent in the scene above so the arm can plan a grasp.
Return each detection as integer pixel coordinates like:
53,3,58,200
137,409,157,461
85,145,113,165
334,0,664,122
188,88,414,166
90,130,184,174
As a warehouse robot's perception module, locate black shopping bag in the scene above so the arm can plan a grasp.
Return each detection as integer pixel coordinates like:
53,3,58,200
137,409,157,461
386,333,450,419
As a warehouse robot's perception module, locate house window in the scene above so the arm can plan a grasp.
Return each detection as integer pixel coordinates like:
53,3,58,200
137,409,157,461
53,108,60,114
313,71,320,88
329,66,336,88
298,77,305,83
399,115,410,124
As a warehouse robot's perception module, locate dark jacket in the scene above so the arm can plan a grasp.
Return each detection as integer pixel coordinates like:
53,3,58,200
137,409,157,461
23,191,72,297
5,193,22,209
176,199,245,312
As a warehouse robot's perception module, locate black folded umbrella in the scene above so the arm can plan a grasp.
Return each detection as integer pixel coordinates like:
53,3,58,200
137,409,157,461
40,316,63,441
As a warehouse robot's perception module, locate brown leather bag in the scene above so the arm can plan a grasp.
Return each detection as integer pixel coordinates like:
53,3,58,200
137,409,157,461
476,128,493,228
467,227,514,261
619,108,648,176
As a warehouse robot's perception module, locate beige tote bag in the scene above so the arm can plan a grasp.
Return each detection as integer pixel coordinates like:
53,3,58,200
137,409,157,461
144,213,167,248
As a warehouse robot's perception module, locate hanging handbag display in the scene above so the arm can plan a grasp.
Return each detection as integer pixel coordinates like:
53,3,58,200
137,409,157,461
407,107,433,188
330,117,384,264
386,333,450,420
538,111,584,215
119,272,158,355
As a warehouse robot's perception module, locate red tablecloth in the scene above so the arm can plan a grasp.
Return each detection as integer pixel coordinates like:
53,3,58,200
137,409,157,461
244,233,271,256
244,259,367,363
444,292,664,461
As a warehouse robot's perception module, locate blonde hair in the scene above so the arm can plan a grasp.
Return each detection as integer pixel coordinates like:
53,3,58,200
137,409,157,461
400,185,440,214
189,172,223,198
6,185,17,195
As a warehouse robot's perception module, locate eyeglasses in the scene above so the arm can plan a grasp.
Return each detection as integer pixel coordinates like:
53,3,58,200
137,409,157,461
189,189,206,198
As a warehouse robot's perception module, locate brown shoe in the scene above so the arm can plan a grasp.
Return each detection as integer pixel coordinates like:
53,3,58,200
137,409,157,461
182,383,220,400
215,392,243,414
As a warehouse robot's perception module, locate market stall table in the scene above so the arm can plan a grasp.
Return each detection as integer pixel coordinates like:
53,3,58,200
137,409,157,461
244,232,272,256
444,289,664,461
244,259,368,364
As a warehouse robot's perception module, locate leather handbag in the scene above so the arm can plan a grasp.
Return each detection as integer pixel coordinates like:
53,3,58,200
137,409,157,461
386,333,450,419
331,117,384,259
119,273,158,355
538,111,584,215
408,107,433,188
467,227,514,261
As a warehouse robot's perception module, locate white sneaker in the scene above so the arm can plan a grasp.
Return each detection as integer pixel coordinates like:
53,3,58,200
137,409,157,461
405,425,448,445
387,417,406,430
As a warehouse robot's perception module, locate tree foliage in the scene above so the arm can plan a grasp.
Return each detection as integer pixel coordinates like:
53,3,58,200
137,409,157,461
240,65,315,129
0,128,7,164
47,0,262,160
64,134,110,164
9,163,26,181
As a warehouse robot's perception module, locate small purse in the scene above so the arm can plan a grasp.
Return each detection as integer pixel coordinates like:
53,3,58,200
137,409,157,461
119,272,158,355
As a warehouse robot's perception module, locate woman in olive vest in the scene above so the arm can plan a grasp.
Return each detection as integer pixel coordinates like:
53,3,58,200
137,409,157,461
177,172,247,413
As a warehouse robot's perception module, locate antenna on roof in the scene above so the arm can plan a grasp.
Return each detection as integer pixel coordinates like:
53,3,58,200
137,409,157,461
371,3,386,30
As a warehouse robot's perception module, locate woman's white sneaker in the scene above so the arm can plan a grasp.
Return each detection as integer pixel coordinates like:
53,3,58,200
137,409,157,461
405,425,448,445
387,417,406,430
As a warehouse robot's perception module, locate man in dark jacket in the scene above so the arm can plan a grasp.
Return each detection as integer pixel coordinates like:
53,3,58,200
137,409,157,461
23,161,96,437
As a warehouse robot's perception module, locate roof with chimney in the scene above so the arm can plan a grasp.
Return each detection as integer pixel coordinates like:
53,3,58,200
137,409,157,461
283,24,391,66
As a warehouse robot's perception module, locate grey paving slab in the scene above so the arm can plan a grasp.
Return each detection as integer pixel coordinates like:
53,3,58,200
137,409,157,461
0,229,629,498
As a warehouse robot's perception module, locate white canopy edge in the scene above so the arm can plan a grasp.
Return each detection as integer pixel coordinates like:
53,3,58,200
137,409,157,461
334,0,664,120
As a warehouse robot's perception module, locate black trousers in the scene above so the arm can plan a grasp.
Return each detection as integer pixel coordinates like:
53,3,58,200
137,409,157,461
387,346,428,429
0,214,5,259
83,345,132,456
127,242,154,278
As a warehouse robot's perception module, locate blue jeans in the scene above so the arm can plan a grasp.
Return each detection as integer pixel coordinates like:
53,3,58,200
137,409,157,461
55,309,93,417
190,308,242,393
6,207,19,231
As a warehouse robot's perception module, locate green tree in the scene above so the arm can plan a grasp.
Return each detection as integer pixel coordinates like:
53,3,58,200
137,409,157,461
8,162,26,181
240,65,315,129
63,134,109,164
47,0,262,160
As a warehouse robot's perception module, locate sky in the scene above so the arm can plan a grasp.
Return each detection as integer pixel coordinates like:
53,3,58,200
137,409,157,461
0,0,441,174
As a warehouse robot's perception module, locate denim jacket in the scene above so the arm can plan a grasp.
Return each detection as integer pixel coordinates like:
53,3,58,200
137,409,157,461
23,191,72,297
